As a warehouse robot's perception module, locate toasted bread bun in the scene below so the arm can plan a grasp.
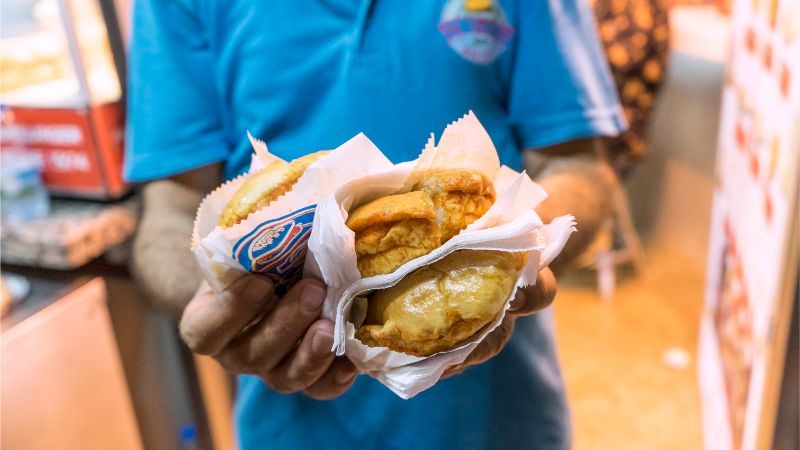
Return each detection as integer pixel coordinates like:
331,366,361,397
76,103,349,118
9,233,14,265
218,151,329,228
355,250,521,356
346,191,441,277
411,169,495,242
345,169,496,277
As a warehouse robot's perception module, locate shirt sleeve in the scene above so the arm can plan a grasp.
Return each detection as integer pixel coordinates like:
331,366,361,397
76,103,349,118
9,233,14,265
505,0,627,150
124,0,228,182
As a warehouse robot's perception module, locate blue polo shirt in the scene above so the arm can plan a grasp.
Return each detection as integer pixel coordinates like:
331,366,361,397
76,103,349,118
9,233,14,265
126,1,625,449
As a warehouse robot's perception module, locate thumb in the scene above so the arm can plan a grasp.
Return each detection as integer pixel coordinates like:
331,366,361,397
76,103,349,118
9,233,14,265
180,275,274,355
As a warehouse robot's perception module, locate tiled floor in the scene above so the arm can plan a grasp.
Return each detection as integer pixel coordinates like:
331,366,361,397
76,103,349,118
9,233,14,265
553,245,706,450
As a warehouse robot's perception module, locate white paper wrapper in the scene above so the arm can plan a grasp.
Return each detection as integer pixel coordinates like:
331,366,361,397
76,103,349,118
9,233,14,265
306,112,575,398
192,133,393,293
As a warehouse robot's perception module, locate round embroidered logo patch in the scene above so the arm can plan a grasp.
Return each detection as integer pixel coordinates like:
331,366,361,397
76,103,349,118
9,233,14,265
437,0,515,65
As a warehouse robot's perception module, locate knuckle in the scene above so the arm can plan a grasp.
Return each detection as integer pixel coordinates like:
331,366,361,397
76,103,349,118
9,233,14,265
287,359,323,391
304,383,346,401
290,365,326,391
217,356,249,375
180,324,213,355
500,317,516,337
293,354,320,377
478,344,496,360
545,284,557,303
272,318,295,338
303,390,328,400
264,374,301,394
471,346,493,365
261,376,285,393
542,270,557,301
291,378,314,392
443,364,464,379
269,306,303,335
226,275,255,296
304,389,334,401
517,283,553,314
227,343,262,374
534,290,555,311
279,371,310,392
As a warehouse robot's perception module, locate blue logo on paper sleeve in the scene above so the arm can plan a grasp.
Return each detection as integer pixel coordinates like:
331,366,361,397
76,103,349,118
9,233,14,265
438,0,514,65
232,204,316,289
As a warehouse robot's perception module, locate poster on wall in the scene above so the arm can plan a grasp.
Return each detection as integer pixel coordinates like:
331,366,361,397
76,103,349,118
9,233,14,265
698,0,800,449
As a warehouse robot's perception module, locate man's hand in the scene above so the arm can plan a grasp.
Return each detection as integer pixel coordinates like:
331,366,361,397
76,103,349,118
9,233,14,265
180,276,358,400
442,268,557,378
526,138,619,276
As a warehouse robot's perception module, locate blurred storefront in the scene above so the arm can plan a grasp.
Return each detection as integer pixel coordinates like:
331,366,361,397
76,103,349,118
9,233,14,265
1,1,226,450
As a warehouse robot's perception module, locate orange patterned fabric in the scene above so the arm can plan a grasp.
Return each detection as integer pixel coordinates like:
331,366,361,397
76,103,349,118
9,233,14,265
593,0,671,175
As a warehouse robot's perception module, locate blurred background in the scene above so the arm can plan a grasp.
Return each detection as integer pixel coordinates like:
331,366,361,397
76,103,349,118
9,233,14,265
0,0,797,449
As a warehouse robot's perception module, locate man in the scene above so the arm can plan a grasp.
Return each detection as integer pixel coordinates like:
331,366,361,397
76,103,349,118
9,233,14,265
126,1,626,449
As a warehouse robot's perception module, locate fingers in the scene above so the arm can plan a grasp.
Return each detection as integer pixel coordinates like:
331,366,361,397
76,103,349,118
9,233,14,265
264,320,336,393
180,276,275,355
508,267,557,316
303,358,358,400
443,267,558,379
466,315,516,366
442,316,516,379
216,279,327,373
179,276,356,399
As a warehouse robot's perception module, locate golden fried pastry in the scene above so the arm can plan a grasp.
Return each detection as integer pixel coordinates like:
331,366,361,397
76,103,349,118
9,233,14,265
346,191,442,277
218,151,329,228
411,169,495,241
355,250,521,356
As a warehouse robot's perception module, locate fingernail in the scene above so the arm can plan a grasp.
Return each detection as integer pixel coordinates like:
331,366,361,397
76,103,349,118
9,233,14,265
246,276,274,302
311,329,333,355
335,369,356,385
300,281,326,313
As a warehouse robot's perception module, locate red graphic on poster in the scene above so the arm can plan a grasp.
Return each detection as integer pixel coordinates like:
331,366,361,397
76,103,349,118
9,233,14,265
714,221,753,450
700,1,800,449
0,103,127,199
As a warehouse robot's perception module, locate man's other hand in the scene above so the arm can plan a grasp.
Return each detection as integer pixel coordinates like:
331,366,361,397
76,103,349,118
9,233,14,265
442,268,557,378
180,276,357,400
